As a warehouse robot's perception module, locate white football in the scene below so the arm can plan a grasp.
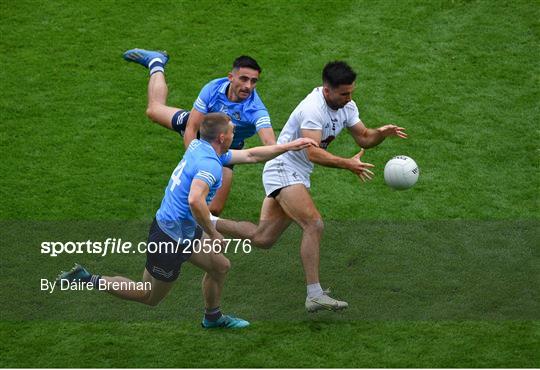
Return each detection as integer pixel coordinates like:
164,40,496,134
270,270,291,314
384,155,419,190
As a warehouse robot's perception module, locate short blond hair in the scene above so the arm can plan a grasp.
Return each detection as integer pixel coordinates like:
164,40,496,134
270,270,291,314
200,113,230,141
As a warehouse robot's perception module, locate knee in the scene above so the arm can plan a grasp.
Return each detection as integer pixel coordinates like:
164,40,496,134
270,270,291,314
143,294,162,307
214,257,231,275
253,236,275,250
302,218,324,235
145,104,159,122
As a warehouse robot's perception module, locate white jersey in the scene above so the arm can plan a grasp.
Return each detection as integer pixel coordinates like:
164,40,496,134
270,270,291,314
265,87,360,178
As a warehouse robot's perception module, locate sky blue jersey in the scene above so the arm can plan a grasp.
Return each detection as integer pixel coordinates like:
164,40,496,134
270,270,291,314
193,77,272,149
156,139,232,241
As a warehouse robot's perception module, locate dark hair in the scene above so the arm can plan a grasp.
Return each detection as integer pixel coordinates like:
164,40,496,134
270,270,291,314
200,113,230,142
233,55,261,73
322,61,357,88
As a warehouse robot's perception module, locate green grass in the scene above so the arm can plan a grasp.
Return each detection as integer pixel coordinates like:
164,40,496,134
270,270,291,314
1,0,539,367
2,321,538,368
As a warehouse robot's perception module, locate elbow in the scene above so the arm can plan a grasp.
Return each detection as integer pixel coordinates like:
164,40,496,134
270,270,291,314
245,152,257,163
188,194,199,210
356,137,371,149
360,141,375,149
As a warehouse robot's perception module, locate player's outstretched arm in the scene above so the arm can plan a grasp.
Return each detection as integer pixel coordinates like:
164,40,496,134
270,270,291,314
228,138,317,165
188,179,223,240
302,129,374,182
184,109,206,148
348,120,407,148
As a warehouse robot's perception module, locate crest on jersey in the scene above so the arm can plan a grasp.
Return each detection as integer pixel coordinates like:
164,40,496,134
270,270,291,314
233,112,241,121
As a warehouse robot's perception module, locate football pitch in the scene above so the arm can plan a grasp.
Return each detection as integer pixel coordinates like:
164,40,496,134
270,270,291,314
1,0,538,368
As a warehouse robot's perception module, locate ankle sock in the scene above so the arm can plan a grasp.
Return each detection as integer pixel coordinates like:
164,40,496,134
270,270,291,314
204,306,222,322
149,58,164,75
307,283,324,298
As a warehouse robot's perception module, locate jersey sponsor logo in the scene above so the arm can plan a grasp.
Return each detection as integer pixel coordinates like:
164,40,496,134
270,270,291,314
325,121,336,131
320,135,335,150
218,104,228,114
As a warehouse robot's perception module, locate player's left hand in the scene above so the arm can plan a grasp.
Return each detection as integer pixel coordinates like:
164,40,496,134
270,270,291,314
377,125,407,139
288,137,319,151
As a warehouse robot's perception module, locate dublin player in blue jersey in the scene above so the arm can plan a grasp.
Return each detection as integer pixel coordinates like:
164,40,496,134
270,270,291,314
122,49,276,215
58,113,316,329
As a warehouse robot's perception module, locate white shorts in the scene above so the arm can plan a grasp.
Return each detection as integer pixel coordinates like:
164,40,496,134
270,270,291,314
262,159,311,196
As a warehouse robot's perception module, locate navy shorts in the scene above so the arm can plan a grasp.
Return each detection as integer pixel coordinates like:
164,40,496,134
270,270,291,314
171,110,190,136
145,218,203,282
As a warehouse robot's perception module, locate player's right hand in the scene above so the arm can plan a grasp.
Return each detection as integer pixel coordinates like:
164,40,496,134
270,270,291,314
349,149,374,182
287,138,319,151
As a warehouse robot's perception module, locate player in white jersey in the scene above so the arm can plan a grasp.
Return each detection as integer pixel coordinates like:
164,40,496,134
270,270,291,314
263,84,362,193
213,61,407,313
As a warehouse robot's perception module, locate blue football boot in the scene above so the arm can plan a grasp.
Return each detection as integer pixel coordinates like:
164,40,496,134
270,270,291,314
56,263,91,283
201,315,250,329
122,48,169,68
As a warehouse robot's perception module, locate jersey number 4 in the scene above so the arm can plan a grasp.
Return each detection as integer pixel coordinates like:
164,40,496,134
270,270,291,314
170,160,187,192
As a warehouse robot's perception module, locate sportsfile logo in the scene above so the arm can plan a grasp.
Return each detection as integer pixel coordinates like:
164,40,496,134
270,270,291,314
41,238,132,257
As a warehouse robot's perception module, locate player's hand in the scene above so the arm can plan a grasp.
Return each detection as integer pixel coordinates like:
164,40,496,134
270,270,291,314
287,138,319,151
208,231,225,249
348,149,375,182
377,125,408,139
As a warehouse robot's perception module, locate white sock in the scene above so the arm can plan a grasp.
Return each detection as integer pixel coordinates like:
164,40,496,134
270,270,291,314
148,58,164,75
209,214,219,227
307,283,324,298
148,57,163,68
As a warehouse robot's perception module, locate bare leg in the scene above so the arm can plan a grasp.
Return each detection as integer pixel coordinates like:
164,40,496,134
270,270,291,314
208,167,233,216
188,248,231,309
274,184,323,285
100,268,174,306
216,196,292,249
145,72,183,130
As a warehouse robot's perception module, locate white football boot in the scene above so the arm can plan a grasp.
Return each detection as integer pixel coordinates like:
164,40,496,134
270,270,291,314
305,290,348,312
